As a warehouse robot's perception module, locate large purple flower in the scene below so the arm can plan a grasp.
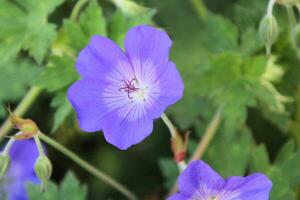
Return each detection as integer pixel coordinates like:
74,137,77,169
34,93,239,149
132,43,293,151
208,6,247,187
1,140,40,200
68,25,184,150
168,160,272,200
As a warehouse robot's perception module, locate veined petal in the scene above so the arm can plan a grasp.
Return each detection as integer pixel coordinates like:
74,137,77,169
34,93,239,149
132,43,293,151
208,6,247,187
177,161,224,199
76,36,130,80
218,173,272,200
145,61,184,119
124,25,172,79
101,105,154,150
5,140,40,200
167,193,190,200
67,79,112,132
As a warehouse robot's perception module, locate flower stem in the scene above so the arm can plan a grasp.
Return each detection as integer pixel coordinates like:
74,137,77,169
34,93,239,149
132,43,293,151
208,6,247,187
267,0,277,16
167,107,222,196
161,113,177,138
34,135,46,156
0,87,41,141
38,132,138,200
190,107,222,161
70,0,89,21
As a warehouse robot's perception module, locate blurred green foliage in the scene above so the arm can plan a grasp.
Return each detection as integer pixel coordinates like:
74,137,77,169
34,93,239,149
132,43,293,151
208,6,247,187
1,0,300,199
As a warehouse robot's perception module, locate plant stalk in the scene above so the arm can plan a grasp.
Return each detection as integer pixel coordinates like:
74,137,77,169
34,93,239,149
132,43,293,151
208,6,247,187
38,132,138,200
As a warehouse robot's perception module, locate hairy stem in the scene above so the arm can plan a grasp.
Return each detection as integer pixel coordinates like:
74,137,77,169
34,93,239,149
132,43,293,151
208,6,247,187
38,132,138,200
0,87,41,141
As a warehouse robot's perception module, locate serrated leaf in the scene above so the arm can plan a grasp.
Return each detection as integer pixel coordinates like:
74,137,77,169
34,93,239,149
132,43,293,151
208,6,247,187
27,171,86,200
275,140,296,164
249,144,270,172
50,92,73,132
64,0,106,51
109,9,155,46
204,128,253,177
35,56,78,92
0,0,64,63
159,158,179,190
0,59,40,118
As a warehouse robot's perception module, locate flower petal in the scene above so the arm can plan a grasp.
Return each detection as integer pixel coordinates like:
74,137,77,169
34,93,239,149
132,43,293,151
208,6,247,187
6,140,40,200
67,79,112,132
124,25,172,76
219,173,272,200
101,105,154,150
145,61,184,119
177,160,224,198
167,193,190,200
76,35,129,80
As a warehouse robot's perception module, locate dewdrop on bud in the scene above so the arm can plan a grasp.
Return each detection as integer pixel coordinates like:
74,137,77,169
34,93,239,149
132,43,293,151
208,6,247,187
259,14,278,55
34,155,52,192
0,154,10,177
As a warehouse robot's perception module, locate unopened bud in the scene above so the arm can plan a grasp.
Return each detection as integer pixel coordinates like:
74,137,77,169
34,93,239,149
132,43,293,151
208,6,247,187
0,154,10,177
9,111,38,139
110,0,149,17
259,14,278,55
34,155,52,191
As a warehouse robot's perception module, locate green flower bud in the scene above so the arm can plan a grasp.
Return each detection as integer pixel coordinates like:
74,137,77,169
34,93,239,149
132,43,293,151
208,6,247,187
0,154,10,177
34,155,52,191
259,14,278,55
110,0,148,17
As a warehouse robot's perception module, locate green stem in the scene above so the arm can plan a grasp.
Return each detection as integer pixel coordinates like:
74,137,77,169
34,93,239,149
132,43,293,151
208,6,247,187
189,107,222,161
168,107,223,196
70,0,89,21
161,113,177,138
0,87,41,141
38,132,138,200
34,135,45,156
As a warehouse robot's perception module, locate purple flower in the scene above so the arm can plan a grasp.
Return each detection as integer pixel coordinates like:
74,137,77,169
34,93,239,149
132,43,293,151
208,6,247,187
1,140,40,200
67,25,184,150
168,160,272,200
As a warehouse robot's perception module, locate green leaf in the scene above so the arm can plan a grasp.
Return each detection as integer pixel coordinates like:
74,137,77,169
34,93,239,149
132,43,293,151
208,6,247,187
27,171,87,200
50,92,73,132
249,144,270,173
267,166,296,200
63,0,106,51
109,9,155,46
204,128,253,177
275,140,296,164
27,182,59,200
0,0,64,63
35,56,78,93
0,59,40,118
159,158,179,190
60,171,87,200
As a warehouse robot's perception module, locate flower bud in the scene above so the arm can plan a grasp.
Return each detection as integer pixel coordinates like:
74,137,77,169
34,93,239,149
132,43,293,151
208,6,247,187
110,0,148,17
0,154,10,177
34,155,52,191
259,14,278,55
9,111,38,139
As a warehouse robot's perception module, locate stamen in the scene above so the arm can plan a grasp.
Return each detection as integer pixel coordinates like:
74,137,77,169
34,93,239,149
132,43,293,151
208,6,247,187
119,78,139,99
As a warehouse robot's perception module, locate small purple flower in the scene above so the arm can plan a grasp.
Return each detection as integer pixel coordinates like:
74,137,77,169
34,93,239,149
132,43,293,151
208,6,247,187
168,160,272,200
1,140,40,200
67,25,184,150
